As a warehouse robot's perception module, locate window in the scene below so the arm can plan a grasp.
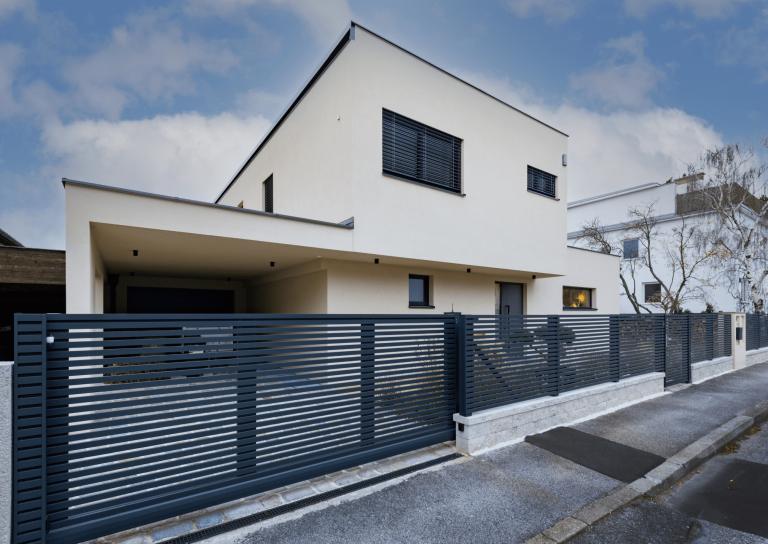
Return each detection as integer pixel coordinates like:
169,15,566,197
623,239,639,259
527,165,557,199
563,287,592,308
263,175,273,213
409,275,430,307
645,283,661,303
382,109,462,193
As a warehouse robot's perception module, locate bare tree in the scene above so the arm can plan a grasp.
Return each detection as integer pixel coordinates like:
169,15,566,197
578,217,651,314
685,138,768,312
578,201,717,314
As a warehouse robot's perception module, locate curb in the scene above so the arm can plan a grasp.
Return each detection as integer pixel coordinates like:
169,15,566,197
523,401,768,544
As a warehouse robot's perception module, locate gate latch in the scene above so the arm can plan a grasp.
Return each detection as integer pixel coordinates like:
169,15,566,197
46,335,54,344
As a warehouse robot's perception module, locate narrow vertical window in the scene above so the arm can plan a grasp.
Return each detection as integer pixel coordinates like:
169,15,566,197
408,275,431,307
263,175,273,213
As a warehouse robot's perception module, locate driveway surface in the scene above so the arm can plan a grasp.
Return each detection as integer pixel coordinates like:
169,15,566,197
202,362,768,544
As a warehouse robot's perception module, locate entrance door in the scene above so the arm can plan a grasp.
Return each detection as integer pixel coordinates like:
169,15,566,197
497,282,524,315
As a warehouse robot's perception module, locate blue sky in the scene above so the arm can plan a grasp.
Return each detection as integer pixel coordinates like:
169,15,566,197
0,0,767,249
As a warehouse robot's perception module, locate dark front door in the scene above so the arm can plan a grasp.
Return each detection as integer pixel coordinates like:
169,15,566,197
127,286,235,314
498,282,524,315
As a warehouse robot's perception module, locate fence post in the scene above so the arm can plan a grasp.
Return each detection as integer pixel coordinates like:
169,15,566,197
547,315,560,396
655,314,666,375
455,314,468,417
40,314,48,543
610,315,620,382
686,314,693,383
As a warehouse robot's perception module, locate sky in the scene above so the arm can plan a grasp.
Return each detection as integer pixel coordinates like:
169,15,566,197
0,0,767,250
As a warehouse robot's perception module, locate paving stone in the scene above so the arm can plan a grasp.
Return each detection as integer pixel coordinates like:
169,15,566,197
356,468,380,479
195,512,224,529
259,494,284,509
431,446,455,456
224,500,265,520
149,521,195,542
403,452,438,466
114,535,151,544
333,474,362,487
542,517,588,543
571,496,618,526
281,485,316,503
311,479,338,493
374,460,409,474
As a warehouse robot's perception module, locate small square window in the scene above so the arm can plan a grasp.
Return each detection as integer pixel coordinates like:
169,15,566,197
645,283,661,303
623,239,639,259
409,275,430,307
563,287,592,308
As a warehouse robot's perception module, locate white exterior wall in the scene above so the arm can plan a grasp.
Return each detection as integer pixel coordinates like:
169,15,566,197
567,185,739,313
220,26,569,277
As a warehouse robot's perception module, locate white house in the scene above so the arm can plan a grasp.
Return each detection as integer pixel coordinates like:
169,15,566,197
567,174,753,314
64,22,618,315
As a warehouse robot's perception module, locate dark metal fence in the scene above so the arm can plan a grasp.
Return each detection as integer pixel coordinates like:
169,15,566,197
459,313,732,416
746,313,768,351
13,311,736,544
13,314,457,544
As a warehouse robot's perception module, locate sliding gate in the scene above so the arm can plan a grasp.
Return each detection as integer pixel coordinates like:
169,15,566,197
13,313,457,544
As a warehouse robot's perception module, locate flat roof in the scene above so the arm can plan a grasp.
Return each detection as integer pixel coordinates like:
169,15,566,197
61,178,354,230
214,21,568,204
568,182,662,208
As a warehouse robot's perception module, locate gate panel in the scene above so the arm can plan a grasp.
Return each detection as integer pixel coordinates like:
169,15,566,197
665,315,690,386
13,314,456,544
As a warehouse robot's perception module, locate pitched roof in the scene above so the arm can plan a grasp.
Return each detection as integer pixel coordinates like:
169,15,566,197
0,226,23,247
214,21,567,204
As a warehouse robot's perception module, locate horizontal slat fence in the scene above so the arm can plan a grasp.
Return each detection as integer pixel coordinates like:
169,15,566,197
746,313,768,351
461,313,732,415
13,314,457,544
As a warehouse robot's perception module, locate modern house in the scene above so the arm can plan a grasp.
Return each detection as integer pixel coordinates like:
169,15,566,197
567,174,750,313
0,227,66,360
64,22,618,316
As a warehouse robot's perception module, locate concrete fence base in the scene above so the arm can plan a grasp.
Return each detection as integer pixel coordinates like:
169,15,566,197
747,347,768,367
453,372,666,455
691,356,734,384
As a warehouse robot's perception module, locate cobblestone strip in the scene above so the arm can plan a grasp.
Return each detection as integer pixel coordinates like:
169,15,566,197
80,442,457,544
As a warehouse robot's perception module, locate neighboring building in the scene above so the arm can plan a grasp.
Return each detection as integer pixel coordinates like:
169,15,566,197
64,22,618,316
0,229,66,360
567,174,750,313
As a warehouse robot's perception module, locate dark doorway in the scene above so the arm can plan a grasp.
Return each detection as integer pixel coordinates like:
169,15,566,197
497,282,524,315
127,287,235,314
1,284,66,361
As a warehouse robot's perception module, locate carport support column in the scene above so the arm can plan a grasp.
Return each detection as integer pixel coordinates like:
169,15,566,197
731,313,746,369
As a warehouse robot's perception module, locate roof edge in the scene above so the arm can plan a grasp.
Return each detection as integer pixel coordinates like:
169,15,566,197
351,22,568,138
567,182,662,208
0,226,23,247
62,178,354,230
214,24,354,204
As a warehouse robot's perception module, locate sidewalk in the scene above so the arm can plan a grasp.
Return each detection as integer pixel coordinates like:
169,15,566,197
200,362,768,544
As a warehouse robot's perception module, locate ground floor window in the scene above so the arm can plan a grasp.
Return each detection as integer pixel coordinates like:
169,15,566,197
644,282,662,303
409,275,431,307
563,286,592,309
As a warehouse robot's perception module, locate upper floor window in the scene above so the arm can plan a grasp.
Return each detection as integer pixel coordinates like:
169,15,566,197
382,109,462,194
623,239,639,260
527,165,557,199
263,175,273,213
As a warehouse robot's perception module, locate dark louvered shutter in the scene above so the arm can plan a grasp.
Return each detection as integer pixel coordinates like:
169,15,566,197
264,175,273,213
382,109,462,193
527,166,557,198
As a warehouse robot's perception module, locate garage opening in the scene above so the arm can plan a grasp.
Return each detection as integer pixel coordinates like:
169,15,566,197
127,286,235,314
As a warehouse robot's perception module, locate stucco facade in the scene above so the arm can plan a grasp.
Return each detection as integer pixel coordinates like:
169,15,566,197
64,22,618,316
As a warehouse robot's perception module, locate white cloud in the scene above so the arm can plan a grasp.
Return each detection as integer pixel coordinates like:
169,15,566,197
455,72,723,202
63,14,238,118
235,89,288,120
0,0,35,20
40,112,272,203
625,0,757,19
186,0,352,45
504,0,581,23
570,32,666,108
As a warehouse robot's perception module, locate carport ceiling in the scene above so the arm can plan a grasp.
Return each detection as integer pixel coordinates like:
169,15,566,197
92,223,353,280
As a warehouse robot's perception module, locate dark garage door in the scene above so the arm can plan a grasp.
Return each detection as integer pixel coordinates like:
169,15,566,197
127,286,235,314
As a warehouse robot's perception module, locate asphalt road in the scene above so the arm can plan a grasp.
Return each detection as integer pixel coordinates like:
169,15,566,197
573,422,768,544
